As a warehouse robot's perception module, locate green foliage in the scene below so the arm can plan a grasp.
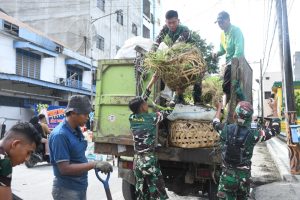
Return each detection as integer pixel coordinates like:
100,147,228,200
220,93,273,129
190,31,219,74
295,91,300,116
36,104,49,114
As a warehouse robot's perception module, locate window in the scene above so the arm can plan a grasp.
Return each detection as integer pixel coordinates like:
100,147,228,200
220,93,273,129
97,0,105,11
96,35,104,50
143,0,150,18
116,45,120,54
16,49,41,79
143,25,150,38
117,11,123,25
4,21,19,35
66,66,83,89
264,91,271,99
132,23,138,36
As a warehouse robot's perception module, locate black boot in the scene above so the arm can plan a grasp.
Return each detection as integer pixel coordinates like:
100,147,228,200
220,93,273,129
193,82,202,105
174,94,186,104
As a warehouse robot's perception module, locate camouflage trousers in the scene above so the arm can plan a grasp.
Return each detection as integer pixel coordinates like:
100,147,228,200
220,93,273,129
217,168,251,200
134,153,168,200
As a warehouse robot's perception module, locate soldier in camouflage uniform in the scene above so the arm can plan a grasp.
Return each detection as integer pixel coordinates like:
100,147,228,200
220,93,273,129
0,123,41,199
129,74,169,200
151,10,201,105
212,101,280,200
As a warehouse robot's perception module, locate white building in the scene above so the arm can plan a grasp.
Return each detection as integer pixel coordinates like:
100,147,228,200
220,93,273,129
262,71,282,117
294,51,300,81
0,0,162,60
0,11,95,129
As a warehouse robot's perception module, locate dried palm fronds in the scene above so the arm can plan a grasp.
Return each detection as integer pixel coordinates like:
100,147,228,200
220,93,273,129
202,76,223,106
144,43,207,91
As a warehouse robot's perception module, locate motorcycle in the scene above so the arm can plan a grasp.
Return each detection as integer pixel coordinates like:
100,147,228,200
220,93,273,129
25,142,50,168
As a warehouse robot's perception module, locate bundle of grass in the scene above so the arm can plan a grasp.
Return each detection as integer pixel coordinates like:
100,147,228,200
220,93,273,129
144,43,207,91
202,76,223,107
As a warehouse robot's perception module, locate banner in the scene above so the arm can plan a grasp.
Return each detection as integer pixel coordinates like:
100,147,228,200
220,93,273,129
47,106,66,129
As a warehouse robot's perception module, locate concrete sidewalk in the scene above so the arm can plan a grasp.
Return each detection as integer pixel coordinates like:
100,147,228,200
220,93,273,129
252,137,300,200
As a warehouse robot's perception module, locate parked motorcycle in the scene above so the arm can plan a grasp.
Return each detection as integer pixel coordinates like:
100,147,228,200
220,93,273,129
25,143,50,168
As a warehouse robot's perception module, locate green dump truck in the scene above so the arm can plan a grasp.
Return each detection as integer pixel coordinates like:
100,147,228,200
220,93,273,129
93,58,252,200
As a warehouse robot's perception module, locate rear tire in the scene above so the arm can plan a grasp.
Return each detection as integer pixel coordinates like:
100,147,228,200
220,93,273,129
122,179,136,200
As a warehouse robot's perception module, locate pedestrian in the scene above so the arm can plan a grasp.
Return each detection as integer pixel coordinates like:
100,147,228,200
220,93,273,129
129,74,169,200
0,122,41,200
152,10,201,105
49,95,113,200
29,116,50,158
212,100,280,200
212,11,244,104
38,114,51,136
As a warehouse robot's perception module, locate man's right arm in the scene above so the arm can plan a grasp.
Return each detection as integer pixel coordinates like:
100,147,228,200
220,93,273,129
212,102,224,132
57,161,95,176
151,25,168,51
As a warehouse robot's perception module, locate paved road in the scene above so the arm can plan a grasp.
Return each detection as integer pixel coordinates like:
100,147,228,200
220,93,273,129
11,143,280,200
11,163,207,200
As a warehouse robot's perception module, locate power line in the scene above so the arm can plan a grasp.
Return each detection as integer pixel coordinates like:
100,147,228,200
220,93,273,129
262,0,294,76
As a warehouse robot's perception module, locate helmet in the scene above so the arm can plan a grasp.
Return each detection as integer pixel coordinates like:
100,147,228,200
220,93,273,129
235,101,253,125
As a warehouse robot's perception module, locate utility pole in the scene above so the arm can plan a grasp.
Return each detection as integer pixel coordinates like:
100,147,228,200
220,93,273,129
260,59,264,118
276,0,300,174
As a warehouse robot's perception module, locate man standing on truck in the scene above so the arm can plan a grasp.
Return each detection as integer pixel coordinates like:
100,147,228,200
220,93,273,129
212,11,244,105
49,95,113,200
212,100,280,200
129,74,169,200
152,10,201,105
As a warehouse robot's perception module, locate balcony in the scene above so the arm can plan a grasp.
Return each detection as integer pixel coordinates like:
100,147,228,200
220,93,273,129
56,78,96,92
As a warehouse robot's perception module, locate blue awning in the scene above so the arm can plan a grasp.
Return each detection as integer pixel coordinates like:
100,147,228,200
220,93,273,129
13,41,58,57
0,73,94,95
65,59,91,71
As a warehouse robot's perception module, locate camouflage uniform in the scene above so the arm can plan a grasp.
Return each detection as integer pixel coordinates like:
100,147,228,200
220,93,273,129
213,102,281,200
0,147,12,187
129,112,168,200
153,24,191,49
152,24,202,104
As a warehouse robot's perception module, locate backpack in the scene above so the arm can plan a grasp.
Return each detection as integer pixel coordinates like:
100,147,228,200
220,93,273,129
222,124,251,166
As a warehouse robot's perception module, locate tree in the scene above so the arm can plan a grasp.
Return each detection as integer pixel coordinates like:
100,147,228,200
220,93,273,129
190,31,219,74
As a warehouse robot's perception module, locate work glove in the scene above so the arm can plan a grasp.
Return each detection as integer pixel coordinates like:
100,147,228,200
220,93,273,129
94,161,113,174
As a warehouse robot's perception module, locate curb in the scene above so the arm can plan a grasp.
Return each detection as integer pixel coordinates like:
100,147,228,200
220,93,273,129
265,137,300,182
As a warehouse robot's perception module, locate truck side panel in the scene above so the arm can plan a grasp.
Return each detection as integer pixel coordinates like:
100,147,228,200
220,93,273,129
94,59,152,146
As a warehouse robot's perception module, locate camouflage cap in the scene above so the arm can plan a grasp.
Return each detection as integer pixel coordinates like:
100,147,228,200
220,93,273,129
65,95,92,114
235,101,253,124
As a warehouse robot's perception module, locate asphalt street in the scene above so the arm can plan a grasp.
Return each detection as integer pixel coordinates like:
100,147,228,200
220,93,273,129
11,143,280,200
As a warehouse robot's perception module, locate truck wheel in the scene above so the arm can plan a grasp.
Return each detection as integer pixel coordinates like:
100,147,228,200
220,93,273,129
207,180,218,200
122,179,136,200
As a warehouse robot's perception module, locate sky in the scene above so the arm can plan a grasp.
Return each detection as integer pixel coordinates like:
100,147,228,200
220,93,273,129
160,0,300,82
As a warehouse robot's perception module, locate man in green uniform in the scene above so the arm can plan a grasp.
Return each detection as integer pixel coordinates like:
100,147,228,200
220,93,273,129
0,123,41,200
129,74,169,200
212,101,280,200
213,11,244,104
152,10,201,105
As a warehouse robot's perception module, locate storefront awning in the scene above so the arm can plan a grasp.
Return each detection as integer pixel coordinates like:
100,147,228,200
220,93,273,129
13,41,58,57
65,59,91,71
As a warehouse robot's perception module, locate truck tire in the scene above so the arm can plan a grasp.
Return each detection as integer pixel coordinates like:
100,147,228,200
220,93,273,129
207,180,218,200
122,179,136,200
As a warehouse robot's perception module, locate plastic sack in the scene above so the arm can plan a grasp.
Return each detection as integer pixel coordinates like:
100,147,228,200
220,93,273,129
167,104,217,121
115,36,154,59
